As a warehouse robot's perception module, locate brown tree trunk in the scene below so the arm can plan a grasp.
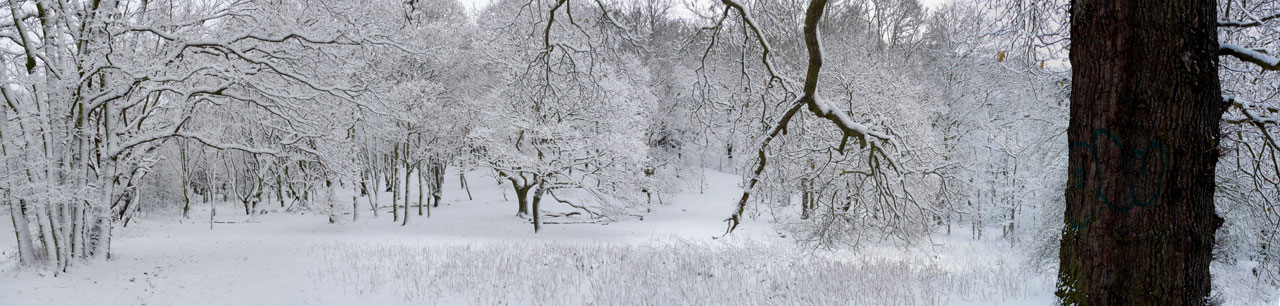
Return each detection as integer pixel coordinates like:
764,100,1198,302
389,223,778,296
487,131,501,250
431,162,444,208
509,176,532,216
1057,0,1224,304
513,184,531,216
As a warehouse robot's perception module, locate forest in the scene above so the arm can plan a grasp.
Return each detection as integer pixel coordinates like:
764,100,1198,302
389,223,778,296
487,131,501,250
1,0,1278,304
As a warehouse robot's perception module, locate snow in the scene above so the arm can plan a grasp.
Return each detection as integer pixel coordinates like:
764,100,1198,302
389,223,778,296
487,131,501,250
1222,43,1280,69
0,169,1273,305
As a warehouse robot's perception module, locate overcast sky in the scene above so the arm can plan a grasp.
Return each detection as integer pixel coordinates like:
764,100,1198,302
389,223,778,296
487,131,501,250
455,0,954,17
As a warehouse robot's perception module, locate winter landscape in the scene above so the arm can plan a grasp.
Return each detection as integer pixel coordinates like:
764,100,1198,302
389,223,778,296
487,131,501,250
2,0,1279,305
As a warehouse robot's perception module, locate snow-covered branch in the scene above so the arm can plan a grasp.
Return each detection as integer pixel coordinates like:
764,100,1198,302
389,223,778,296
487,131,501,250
1219,11,1280,28
1220,43,1280,71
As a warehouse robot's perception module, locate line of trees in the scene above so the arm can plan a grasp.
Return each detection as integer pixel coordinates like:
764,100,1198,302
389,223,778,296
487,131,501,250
4,1,1279,303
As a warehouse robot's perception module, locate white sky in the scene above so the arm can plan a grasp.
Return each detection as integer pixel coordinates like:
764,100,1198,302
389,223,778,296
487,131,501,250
455,0,954,18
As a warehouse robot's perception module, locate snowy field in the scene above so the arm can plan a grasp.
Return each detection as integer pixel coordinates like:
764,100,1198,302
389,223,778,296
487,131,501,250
0,169,1274,305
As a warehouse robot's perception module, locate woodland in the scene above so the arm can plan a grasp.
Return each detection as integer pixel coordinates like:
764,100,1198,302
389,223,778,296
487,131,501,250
1,0,1279,304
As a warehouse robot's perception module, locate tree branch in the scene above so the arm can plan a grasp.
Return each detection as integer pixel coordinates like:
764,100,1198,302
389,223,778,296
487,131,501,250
1219,11,1280,28
1220,43,1280,71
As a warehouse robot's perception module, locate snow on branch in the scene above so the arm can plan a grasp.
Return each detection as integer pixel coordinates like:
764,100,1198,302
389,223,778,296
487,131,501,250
109,116,284,159
717,0,796,92
1219,11,1280,28
1225,95,1280,125
1220,43,1280,71
722,0,895,235
1224,95,1280,162
175,132,284,156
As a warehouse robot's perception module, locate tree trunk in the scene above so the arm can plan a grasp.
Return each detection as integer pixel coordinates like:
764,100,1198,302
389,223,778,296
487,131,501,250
392,166,400,222
800,178,812,220
1057,0,1224,304
431,162,445,208
75,202,87,259
531,184,545,233
182,185,192,219
460,172,473,201
180,142,191,219
402,164,411,226
417,164,424,216
328,181,339,224
33,203,55,269
8,199,35,265
365,179,379,217
68,203,79,258
53,203,69,271
512,183,531,217
92,207,111,260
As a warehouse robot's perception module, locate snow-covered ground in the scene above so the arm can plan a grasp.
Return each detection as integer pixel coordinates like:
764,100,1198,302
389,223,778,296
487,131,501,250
0,169,1274,305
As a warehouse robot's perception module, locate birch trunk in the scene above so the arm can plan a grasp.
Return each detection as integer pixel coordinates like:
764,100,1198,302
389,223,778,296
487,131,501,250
8,199,36,264
35,203,56,269
91,207,111,260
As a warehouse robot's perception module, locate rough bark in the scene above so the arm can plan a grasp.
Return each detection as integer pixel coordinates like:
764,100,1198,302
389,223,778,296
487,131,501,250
1057,0,1224,304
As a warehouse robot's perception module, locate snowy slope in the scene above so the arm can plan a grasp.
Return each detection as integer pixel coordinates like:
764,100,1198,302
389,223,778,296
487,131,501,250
0,169,1274,305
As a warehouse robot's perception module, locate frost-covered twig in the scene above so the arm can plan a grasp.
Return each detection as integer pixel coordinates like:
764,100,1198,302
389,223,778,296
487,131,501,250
1219,11,1280,28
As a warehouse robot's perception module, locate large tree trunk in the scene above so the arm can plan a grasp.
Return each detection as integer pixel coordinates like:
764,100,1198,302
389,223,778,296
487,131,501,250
511,180,532,217
1057,0,1224,304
